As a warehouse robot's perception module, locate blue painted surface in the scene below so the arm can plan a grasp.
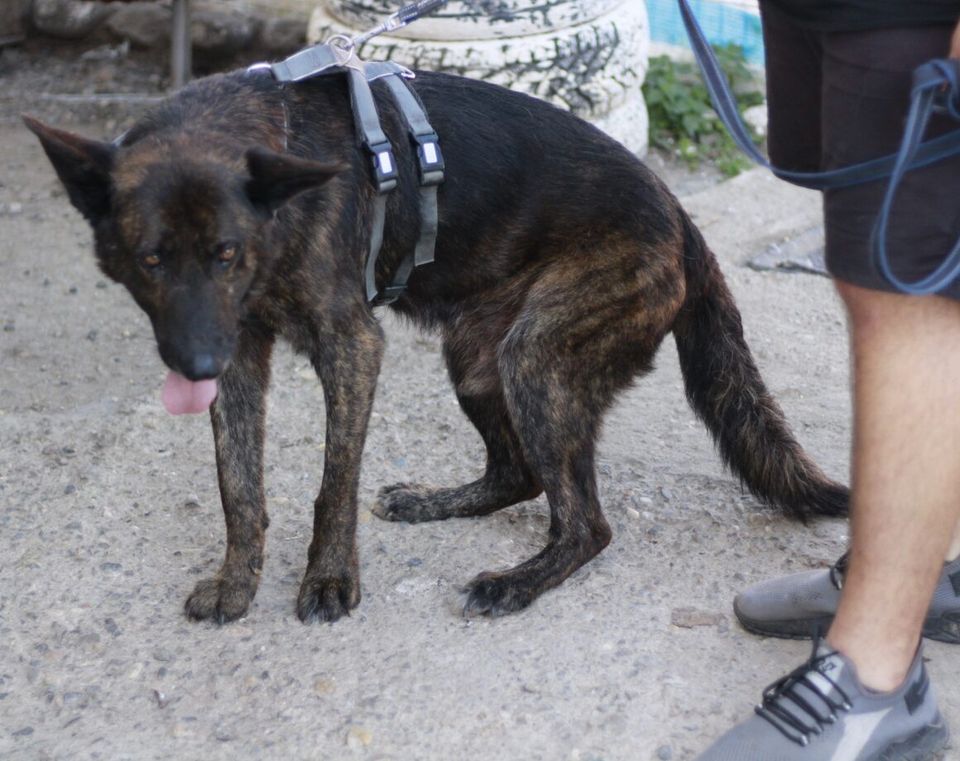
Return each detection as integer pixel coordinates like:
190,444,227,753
647,0,765,66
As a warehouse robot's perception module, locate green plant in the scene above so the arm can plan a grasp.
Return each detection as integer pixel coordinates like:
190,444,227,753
642,44,764,176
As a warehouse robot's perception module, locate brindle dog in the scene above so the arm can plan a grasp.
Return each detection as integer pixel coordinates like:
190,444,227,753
25,67,847,624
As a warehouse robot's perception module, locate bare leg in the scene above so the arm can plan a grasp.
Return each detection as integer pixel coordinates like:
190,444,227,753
828,282,960,690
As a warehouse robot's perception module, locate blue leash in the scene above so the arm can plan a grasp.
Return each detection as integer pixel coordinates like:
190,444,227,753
676,0,960,294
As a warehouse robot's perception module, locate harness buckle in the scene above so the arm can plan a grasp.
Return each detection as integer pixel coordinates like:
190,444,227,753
414,132,445,186
366,140,399,193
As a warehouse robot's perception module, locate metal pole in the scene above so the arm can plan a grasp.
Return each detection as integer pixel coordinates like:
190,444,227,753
171,0,192,90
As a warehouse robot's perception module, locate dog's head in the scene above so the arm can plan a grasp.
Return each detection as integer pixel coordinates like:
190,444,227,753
24,116,345,413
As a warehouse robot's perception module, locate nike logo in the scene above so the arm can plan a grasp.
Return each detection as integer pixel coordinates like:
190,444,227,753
829,708,892,761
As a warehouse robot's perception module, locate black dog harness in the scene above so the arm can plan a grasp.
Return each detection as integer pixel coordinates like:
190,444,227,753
249,10,446,306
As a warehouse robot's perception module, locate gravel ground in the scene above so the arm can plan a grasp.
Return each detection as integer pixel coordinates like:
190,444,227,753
1,46,958,761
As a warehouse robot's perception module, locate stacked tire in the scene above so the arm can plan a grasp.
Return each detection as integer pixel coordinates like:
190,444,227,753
308,0,649,154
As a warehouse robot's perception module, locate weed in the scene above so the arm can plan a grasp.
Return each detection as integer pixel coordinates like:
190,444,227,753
643,44,764,176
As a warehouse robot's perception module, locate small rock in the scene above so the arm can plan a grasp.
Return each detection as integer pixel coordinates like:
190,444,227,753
656,745,673,761
671,607,724,629
625,507,640,520
345,726,373,749
183,494,201,508
95,280,107,289
152,648,174,663
743,103,768,138
314,678,335,695
99,562,122,573
7,202,22,215
68,286,78,295
406,557,423,567
62,691,84,707
659,486,673,502
107,3,171,48
86,330,98,342
104,618,121,637
64,484,77,495
190,8,259,57
3,322,14,332
153,688,170,708
12,726,33,737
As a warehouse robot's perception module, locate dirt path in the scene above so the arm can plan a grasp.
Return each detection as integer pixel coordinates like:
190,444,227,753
0,118,956,761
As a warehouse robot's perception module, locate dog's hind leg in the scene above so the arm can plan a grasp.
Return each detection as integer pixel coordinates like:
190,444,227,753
373,315,541,523
460,357,614,616
185,323,274,624
460,251,684,616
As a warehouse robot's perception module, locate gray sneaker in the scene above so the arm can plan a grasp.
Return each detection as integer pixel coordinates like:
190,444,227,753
696,640,949,760
734,553,960,644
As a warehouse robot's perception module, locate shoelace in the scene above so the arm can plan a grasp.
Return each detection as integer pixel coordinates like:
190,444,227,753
828,551,850,591
754,643,853,746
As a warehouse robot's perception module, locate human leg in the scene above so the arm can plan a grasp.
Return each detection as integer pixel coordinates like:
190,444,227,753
826,282,960,690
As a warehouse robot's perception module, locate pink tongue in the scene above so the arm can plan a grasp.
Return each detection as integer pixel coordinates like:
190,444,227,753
161,371,218,415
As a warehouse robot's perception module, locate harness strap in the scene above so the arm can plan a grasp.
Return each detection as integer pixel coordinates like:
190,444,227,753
374,73,445,304
252,48,442,305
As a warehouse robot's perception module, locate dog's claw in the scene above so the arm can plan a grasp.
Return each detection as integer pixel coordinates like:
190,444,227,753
373,482,454,523
184,576,254,624
461,571,537,618
372,482,430,522
296,575,360,624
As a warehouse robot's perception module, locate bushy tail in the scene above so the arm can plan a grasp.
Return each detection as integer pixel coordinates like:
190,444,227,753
672,211,848,520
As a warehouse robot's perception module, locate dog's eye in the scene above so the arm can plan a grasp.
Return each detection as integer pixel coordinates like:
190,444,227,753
216,243,241,267
141,253,162,270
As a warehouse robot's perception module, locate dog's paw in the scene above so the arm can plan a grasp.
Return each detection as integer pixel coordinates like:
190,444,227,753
184,576,255,624
372,482,437,522
461,571,537,618
296,573,360,624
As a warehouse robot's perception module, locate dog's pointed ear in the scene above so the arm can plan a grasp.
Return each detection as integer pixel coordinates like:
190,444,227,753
23,115,116,225
245,146,347,214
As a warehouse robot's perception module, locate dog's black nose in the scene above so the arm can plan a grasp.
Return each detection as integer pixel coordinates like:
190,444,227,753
181,353,222,380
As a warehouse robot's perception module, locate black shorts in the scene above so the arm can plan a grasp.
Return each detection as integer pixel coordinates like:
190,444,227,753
760,1,960,298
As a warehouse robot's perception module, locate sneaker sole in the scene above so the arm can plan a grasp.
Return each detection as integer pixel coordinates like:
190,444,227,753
734,606,960,645
732,601,835,640
875,716,950,761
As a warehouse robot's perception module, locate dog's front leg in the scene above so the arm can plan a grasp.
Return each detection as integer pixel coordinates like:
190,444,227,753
298,318,385,624
185,323,274,624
